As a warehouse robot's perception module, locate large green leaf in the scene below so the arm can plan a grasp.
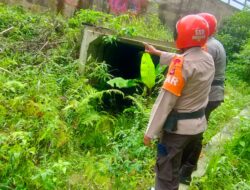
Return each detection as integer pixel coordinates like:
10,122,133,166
140,53,156,89
107,77,138,88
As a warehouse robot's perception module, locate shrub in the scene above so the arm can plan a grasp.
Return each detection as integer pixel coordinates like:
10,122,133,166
228,38,250,83
217,9,250,60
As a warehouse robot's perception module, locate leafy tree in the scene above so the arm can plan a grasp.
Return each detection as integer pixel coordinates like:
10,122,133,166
227,38,250,83
217,8,250,60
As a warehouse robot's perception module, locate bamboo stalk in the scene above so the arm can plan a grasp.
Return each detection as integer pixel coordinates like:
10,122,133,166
39,41,49,51
0,67,13,75
0,26,14,35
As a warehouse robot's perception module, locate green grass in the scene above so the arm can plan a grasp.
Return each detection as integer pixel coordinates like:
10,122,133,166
0,4,160,189
0,3,249,190
190,116,250,190
203,76,250,144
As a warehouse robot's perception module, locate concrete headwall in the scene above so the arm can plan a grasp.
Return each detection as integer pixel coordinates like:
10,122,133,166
158,0,238,28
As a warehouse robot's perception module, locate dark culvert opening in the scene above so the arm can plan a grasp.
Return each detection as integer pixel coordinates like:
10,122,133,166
87,37,160,113
88,36,160,80
103,41,143,79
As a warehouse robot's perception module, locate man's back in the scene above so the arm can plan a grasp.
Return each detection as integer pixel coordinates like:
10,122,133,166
175,47,215,112
207,37,226,102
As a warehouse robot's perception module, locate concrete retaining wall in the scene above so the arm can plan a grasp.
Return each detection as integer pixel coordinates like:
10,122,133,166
158,0,238,28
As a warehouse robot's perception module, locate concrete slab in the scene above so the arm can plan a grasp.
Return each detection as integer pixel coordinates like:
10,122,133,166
179,183,189,190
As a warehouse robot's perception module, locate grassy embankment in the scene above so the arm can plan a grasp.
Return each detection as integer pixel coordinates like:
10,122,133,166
0,4,249,189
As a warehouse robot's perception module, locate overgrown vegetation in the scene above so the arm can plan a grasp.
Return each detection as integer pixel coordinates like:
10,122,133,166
0,3,249,190
217,8,250,60
69,9,173,41
0,4,166,189
202,75,250,144
190,117,250,190
217,8,250,83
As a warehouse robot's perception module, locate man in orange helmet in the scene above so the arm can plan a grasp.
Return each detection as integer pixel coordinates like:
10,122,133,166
179,13,227,185
143,15,215,190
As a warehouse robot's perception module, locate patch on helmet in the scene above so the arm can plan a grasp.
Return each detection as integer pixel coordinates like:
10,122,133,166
193,29,206,41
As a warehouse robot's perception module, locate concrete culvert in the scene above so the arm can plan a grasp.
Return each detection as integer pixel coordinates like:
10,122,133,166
79,26,174,113
88,37,161,79
79,26,174,79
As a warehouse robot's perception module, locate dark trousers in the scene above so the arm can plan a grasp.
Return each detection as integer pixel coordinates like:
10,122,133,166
180,101,222,179
155,132,203,190
205,101,222,121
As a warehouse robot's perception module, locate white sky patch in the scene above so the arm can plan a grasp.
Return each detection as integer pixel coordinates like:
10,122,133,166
220,0,250,9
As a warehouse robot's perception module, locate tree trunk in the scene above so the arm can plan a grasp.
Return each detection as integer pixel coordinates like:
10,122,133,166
57,0,64,13
77,0,93,10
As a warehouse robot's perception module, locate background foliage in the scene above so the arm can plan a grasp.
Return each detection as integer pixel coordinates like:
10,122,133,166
217,8,250,60
0,3,166,189
190,117,250,190
0,3,249,190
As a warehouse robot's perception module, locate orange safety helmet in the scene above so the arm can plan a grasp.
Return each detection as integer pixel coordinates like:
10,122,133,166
175,14,209,49
198,13,217,36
